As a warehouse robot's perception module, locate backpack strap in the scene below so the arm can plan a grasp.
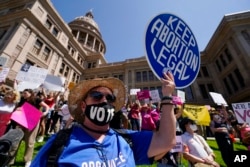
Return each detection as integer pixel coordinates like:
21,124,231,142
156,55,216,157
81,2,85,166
47,128,73,167
112,128,133,148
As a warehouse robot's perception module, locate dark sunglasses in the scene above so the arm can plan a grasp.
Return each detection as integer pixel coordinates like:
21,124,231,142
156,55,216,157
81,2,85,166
88,91,116,103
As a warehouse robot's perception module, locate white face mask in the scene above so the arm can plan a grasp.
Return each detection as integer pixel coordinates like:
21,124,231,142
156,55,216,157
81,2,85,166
189,124,198,131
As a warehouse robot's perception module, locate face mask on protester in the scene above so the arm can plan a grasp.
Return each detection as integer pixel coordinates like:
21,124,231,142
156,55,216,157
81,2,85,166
189,124,198,132
85,102,115,126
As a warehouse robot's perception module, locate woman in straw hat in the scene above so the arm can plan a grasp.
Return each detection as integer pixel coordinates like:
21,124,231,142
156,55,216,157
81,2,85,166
31,71,176,166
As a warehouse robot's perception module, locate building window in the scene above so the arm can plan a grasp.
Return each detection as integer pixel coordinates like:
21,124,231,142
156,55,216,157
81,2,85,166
45,19,52,29
225,48,232,63
207,84,215,92
41,46,51,61
52,27,59,37
199,84,209,99
234,68,245,88
201,66,209,77
136,72,141,82
142,71,147,82
228,73,238,91
32,39,43,55
219,54,227,67
215,60,221,72
223,78,232,95
148,71,154,81
242,30,250,45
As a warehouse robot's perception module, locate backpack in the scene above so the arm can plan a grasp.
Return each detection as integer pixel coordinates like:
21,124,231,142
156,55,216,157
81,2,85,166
46,127,133,167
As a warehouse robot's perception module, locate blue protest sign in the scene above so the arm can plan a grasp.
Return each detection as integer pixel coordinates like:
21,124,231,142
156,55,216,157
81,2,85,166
145,13,200,89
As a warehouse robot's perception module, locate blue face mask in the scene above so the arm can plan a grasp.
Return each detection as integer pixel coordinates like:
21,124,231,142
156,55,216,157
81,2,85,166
85,102,115,126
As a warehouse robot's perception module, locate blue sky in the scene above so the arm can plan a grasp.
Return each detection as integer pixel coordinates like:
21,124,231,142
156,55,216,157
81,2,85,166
51,0,250,63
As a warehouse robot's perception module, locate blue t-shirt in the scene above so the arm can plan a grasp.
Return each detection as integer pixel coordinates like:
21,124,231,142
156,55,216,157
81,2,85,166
31,125,153,166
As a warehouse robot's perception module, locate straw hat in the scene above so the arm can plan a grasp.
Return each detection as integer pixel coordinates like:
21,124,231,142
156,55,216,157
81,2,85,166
68,77,126,122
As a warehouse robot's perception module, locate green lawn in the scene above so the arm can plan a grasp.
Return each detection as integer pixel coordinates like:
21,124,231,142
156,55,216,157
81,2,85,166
12,137,247,167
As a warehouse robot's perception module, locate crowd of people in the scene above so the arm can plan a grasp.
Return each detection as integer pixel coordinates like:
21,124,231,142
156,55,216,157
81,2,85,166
0,72,249,167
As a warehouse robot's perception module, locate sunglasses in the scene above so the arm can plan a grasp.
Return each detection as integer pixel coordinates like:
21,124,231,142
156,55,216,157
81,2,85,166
88,91,116,103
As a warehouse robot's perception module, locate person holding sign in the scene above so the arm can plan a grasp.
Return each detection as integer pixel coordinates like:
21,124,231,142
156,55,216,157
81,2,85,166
12,89,49,167
209,105,234,167
0,89,20,137
31,72,176,166
180,117,219,167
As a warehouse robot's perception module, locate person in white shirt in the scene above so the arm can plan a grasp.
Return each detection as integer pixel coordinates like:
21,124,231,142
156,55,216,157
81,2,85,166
180,117,219,167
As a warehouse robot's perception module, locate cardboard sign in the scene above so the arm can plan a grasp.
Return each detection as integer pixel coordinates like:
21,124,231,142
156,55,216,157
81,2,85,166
209,92,228,106
11,102,42,131
145,13,200,89
177,90,186,103
232,102,250,124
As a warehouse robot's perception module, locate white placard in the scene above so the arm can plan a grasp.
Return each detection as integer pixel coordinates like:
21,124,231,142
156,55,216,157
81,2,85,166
232,102,250,124
0,67,9,82
209,92,228,106
149,89,160,103
177,90,186,103
42,74,65,92
171,135,183,153
130,88,141,95
16,65,48,84
17,81,41,91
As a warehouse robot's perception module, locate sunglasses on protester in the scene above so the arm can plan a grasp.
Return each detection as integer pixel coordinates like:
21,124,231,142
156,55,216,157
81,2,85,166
88,91,116,103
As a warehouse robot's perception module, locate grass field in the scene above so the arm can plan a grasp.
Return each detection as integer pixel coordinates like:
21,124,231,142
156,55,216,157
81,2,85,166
12,136,247,167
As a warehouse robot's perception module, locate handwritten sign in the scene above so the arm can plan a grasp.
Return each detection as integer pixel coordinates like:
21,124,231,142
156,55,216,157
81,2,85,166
11,102,42,131
171,135,183,153
232,102,250,124
130,88,141,95
16,65,48,84
137,90,150,100
42,74,66,91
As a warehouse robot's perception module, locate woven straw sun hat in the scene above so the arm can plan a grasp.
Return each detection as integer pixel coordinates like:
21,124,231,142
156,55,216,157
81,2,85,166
68,77,126,122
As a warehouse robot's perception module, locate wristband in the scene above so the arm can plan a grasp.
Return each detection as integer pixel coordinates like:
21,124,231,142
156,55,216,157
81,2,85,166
161,96,173,101
160,102,174,108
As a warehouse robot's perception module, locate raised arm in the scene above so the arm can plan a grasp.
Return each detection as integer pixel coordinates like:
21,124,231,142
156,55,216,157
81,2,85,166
147,71,176,159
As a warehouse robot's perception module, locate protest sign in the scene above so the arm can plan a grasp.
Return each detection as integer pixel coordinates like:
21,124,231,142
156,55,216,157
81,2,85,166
11,102,42,131
15,64,48,85
149,89,160,103
171,135,183,153
209,92,228,106
177,90,186,103
42,74,66,91
232,102,250,124
145,13,200,89
137,90,150,100
183,104,211,126
0,67,9,82
130,88,141,95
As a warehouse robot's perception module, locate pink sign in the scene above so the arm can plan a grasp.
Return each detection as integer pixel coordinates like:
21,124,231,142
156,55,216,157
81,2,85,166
11,102,42,131
0,113,11,137
137,90,150,100
172,96,183,105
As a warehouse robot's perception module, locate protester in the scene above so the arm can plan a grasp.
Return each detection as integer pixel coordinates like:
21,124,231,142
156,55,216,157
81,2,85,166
41,88,60,140
129,100,142,131
0,89,20,136
13,89,49,167
140,103,156,131
210,105,234,167
237,122,250,150
180,117,220,167
31,72,176,166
